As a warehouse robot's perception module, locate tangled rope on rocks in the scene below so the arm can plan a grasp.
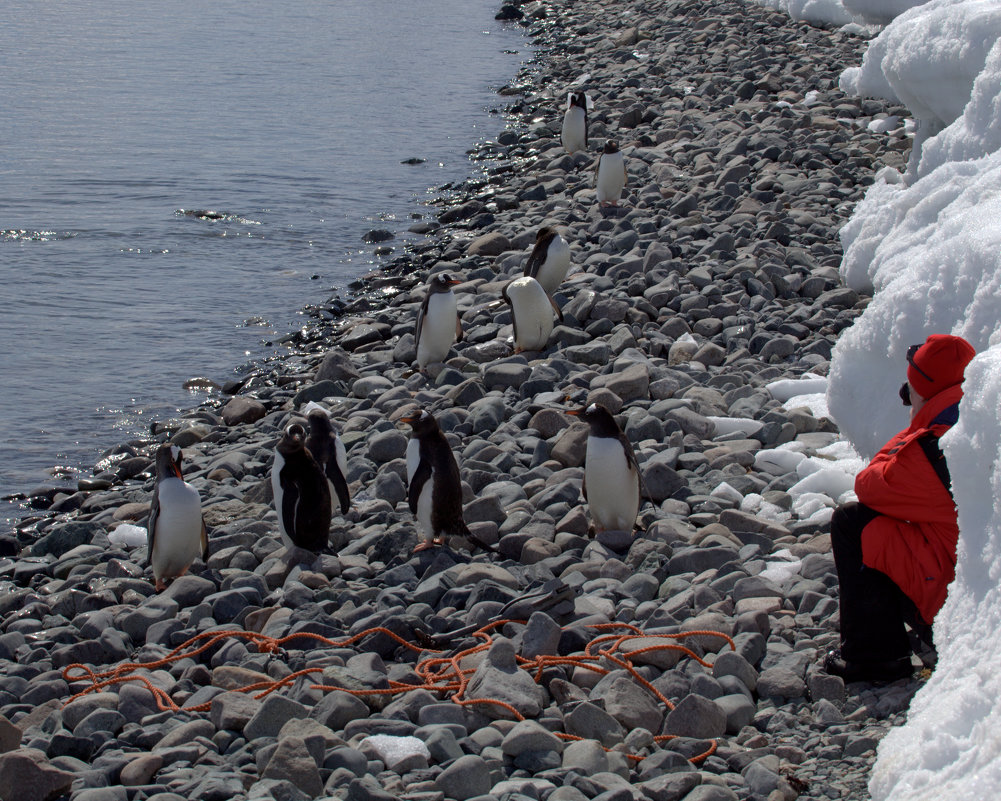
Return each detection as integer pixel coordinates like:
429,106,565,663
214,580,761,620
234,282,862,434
63,622,734,764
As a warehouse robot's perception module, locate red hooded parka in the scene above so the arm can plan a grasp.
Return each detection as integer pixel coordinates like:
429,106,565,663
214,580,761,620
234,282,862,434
856,382,963,624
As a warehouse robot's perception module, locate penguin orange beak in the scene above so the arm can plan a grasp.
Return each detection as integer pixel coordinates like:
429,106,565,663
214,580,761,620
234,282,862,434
400,414,418,425
447,279,461,286
172,463,183,479
565,409,581,417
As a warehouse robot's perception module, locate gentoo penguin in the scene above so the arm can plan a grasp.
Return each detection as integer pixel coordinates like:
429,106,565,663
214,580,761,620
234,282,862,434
147,445,207,591
271,422,332,552
523,226,571,298
566,403,640,534
304,405,350,516
401,408,471,551
415,273,463,369
561,91,589,154
502,276,563,353
595,140,627,207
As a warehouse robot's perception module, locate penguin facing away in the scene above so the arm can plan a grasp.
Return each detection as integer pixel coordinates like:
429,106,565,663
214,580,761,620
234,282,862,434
416,272,463,369
272,422,332,552
502,275,564,353
523,226,571,298
304,406,351,516
401,408,471,552
147,445,207,591
595,140,627,207
566,403,640,534
561,91,589,154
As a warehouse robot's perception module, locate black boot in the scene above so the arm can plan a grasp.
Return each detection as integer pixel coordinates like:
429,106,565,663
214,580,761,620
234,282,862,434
823,648,914,683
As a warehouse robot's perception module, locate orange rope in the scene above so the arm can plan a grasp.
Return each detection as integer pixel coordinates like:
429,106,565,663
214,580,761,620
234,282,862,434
61,621,734,764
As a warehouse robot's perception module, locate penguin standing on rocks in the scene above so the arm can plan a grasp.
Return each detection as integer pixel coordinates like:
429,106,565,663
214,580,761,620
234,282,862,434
566,403,640,535
147,445,207,591
502,276,563,353
401,408,473,552
595,140,627,207
272,422,332,552
523,226,571,298
561,91,589,154
415,273,463,369
303,404,351,516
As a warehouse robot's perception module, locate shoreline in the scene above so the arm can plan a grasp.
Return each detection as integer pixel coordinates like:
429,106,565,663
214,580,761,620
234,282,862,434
0,2,924,800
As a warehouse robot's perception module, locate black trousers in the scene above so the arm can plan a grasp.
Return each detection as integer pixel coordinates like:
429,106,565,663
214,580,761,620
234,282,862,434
831,502,913,663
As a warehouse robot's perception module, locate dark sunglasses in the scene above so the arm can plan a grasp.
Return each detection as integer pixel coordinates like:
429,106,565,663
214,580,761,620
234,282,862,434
907,343,934,384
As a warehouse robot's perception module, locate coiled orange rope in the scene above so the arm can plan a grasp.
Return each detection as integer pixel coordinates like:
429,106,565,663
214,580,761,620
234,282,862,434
62,621,734,764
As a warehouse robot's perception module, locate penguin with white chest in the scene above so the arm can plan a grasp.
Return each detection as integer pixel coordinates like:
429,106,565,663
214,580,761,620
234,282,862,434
147,445,207,591
272,422,332,552
566,403,641,535
502,276,563,353
595,140,627,207
523,226,571,298
401,408,470,552
304,405,350,516
561,91,589,155
416,273,463,369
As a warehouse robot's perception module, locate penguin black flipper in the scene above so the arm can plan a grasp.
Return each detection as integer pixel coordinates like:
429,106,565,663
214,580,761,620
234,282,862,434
617,429,645,509
199,518,209,560
327,460,351,515
617,430,640,473
501,281,521,348
146,487,161,569
415,294,429,352
408,456,432,515
279,468,302,541
549,293,564,323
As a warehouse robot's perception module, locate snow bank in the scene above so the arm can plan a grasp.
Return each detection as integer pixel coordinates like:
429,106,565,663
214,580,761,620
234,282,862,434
823,0,1001,798
749,0,926,29
753,0,855,25
756,0,1001,794
868,353,1001,799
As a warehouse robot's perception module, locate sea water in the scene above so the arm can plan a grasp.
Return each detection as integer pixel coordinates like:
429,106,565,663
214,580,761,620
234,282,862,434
0,0,529,530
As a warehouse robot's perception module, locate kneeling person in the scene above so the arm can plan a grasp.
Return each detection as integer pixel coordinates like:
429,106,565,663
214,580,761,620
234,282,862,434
824,334,976,682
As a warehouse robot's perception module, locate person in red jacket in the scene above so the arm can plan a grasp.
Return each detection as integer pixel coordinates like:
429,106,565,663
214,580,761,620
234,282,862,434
823,334,976,683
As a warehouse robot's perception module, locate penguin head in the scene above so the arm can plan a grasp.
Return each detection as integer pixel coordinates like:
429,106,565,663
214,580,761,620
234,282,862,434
306,408,334,437
430,273,462,293
535,226,557,245
566,402,621,435
155,444,184,480
400,407,439,437
602,140,619,155
277,423,307,455
568,91,588,110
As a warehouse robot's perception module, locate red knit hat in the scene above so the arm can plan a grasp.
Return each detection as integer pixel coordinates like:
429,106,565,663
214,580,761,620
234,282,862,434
907,334,975,400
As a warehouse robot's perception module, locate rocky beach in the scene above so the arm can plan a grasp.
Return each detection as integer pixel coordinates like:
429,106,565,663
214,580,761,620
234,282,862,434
0,1,925,800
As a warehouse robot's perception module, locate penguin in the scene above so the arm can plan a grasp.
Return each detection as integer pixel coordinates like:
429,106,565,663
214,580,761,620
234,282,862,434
271,422,332,552
147,445,207,592
401,408,472,552
566,403,641,534
303,405,350,516
523,226,571,298
502,276,564,353
415,273,463,369
595,140,627,207
561,91,589,154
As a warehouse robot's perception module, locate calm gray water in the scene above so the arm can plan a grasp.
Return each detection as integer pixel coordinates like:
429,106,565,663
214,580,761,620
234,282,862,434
0,1,528,529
